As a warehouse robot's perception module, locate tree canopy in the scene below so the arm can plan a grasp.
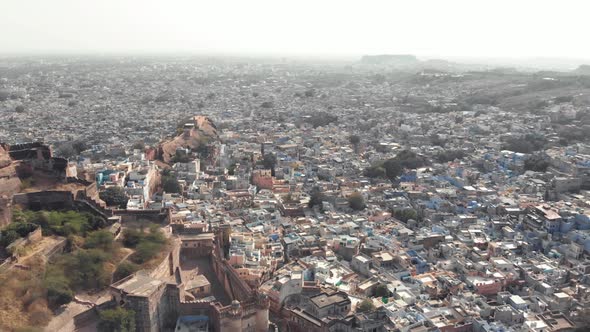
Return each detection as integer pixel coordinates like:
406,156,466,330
162,174,181,193
364,150,427,181
357,299,375,312
84,229,115,252
374,284,389,297
262,153,277,170
502,134,547,154
436,150,465,163
304,112,338,128
349,135,360,146
524,154,550,172
100,187,129,208
98,307,136,332
122,226,168,264
392,208,418,222
2,209,105,245
308,187,327,208
113,261,140,282
348,192,366,211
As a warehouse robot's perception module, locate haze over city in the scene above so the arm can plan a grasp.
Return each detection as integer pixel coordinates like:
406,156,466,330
3,0,590,63
1,1,590,332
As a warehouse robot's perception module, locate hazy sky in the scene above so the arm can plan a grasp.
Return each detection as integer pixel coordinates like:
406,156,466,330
2,0,590,59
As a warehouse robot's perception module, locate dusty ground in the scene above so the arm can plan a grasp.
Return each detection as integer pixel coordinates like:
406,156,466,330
179,255,231,306
44,302,92,332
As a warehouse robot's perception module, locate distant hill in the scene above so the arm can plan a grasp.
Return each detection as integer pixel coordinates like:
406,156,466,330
359,55,489,72
360,54,419,65
573,64,590,75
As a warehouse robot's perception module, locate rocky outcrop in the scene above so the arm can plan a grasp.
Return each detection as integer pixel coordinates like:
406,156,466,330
158,115,218,163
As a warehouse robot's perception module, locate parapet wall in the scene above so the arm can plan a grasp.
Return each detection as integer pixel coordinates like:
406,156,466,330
73,300,117,329
150,238,180,280
13,191,75,210
113,208,170,224
4,142,51,160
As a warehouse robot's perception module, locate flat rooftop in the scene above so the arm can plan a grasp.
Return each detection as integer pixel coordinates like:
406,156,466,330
310,292,350,308
111,273,164,297
186,275,211,290
180,233,215,241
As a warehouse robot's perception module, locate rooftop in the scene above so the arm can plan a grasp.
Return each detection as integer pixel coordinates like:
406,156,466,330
310,291,350,308
111,273,165,297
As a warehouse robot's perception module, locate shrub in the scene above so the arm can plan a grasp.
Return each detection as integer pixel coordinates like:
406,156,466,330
99,187,128,209
524,154,550,172
348,192,366,211
393,208,418,222
357,299,375,312
374,284,389,297
364,150,427,180
84,230,114,252
161,175,181,193
44,276,74,308
113,262,140,282
59,249,111,290
97,307,136,332
123,226,167,265
133,242,161,264
122,229,142,248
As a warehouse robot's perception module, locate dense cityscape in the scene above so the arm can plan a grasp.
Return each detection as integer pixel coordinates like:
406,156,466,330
0,53,589,332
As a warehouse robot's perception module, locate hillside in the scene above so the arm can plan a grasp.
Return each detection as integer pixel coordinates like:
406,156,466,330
158,115,218,163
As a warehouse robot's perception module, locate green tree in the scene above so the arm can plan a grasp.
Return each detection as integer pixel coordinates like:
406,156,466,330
132,141,145,150
357,299,375,313
227,163,237,175
262,153,277,170
393,208,418,222
364,150,426,181
162,175,181,193
84,230,114,252
71,140,88,154
97,307,136,332
395,150,427,169
308,187,327,208
121,226,167,264
364,164,386,178
374,284,389,297
122,229,143,248
524,154,550,172
62,249,110,290
0,229,19,247
260,101,274,108
436,150,465,163
502,134,547,153
145,225,166,244
44,275,74,307
383,159,402,180
133,242,161,264
304,112,338,128
348,192,366,211
99,187,128,208
113,262,140,282
349,135,361,153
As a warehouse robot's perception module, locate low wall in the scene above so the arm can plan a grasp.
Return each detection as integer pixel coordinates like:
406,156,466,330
113,208,170,224
73,300,117,329
44,238,67,262
13,191,75,210
149,239,180,280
